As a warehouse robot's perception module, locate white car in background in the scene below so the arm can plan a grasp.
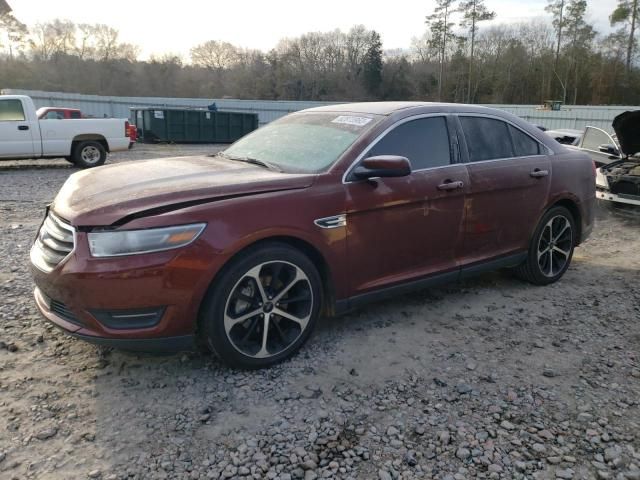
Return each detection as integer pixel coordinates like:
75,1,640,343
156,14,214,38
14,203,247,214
0,95,130,168
593,111,640,207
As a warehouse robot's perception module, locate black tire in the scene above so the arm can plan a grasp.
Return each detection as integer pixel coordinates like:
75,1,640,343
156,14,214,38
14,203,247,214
514,206,576,285
72,141,107,168
200,243,322,369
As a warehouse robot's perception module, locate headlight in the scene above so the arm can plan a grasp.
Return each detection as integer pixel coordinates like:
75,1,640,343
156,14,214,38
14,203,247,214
88,223,206,257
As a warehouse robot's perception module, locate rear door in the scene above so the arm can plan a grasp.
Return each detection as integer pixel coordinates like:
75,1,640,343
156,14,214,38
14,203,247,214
457,115,551,265
0,98,35,158
344,115,469,296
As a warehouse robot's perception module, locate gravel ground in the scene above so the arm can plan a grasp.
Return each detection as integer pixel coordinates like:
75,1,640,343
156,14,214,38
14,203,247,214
1,145,639,480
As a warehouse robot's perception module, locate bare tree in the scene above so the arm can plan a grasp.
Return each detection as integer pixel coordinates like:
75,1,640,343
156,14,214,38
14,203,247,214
190,40,239,70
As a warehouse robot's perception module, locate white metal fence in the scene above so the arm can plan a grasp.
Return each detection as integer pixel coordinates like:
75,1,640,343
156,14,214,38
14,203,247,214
2,88,638,131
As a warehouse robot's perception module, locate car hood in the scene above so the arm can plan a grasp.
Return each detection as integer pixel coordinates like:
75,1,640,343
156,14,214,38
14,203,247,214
52,156,316,226
612,110,640,156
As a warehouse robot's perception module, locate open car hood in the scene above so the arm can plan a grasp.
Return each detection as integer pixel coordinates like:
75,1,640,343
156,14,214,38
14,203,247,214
612,110,640,156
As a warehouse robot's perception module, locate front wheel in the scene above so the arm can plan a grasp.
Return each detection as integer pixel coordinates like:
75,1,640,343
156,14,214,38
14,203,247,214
200,243,322,369
72,141,107,168
514,206,576,285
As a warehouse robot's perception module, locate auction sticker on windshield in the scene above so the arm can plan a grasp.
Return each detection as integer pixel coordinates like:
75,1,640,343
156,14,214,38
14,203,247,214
331,116,372,127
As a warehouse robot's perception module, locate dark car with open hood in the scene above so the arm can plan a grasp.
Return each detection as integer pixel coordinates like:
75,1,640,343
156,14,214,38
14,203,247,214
31,102,596,369
595,110,640,206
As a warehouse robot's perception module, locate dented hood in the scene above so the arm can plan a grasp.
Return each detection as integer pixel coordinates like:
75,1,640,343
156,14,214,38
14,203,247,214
52,156,315,226
612,110,640,156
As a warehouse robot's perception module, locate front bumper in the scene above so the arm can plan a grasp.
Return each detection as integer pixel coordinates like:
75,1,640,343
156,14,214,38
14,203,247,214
31,228,222,351
35,287,195,351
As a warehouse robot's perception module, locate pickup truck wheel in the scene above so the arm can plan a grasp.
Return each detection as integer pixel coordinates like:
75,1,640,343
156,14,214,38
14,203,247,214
73,141,106,168
514,206,576,285
200,243,322,369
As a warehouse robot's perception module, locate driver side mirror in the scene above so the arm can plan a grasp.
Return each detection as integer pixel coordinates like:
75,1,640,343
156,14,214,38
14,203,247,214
353,155,412,180
598,144,620,156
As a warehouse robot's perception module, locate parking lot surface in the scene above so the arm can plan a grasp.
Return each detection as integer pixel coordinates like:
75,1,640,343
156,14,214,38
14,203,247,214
1,145,639,480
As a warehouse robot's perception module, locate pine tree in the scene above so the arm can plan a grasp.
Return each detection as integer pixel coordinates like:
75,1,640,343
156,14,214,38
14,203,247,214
426,0,458,100
458,0,495,102
610,0,639,72
363,31,383,97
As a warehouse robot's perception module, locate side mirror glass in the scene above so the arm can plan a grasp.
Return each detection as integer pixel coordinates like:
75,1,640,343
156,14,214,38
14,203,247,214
353,155,412,180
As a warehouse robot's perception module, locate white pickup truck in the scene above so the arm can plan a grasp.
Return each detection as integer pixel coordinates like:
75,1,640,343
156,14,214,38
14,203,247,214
0,95,130,168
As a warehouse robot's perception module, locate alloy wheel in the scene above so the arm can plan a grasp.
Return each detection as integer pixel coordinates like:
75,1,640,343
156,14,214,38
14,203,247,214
537,214,573,277
223,261,313,359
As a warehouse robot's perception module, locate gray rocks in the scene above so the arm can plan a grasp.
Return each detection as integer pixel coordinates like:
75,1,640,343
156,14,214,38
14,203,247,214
35,427,57,440
456,448,471,460
0,159,639,480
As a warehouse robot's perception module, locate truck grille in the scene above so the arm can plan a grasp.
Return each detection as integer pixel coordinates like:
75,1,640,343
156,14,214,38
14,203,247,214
30,212,75,272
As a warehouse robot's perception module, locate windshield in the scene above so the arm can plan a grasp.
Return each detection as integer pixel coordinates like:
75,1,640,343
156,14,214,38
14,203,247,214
223,112,381,173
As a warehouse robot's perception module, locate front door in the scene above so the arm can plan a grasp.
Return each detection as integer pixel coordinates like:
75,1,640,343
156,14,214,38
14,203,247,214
0,98,35,158
344,115,469,297
456,115,551,265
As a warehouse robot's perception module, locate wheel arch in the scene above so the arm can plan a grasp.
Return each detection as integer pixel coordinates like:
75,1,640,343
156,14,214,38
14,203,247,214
72,134,109,153
548,197,582,245
196,235,337,336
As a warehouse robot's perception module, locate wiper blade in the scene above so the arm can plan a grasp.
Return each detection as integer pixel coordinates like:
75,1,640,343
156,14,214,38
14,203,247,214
217,152,282,172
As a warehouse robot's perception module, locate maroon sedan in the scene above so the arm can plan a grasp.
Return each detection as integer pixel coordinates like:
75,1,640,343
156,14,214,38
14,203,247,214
31,103,595,368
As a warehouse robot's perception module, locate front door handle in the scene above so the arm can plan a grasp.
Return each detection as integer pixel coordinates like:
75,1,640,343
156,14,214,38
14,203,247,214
437,180,464,191
18,125,29,131
530,168,549,178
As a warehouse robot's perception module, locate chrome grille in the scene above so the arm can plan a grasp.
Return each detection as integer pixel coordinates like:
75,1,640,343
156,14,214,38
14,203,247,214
30,212,75,272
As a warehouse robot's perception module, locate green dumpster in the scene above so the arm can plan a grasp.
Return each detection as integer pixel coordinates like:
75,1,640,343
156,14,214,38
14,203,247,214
131,107,259,144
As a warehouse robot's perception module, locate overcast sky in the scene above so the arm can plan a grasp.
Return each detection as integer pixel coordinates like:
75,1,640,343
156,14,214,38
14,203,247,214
10,0,618,59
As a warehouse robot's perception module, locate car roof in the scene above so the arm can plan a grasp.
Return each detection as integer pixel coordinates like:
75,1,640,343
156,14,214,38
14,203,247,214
303,101,504,116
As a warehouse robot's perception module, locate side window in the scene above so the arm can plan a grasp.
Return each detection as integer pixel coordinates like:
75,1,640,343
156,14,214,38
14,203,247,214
509,125,541,156
0,100,26,122
70,111,81,119
366,117,451,170
44,111,58,120
582,127,615,152
460,116,514,161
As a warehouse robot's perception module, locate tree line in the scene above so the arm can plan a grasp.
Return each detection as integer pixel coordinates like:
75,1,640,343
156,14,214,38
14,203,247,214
0,0,638,105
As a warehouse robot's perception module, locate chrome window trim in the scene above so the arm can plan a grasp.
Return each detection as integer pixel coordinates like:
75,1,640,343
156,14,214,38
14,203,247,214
30,210,77,274
342,113,453,184
456,112,553,161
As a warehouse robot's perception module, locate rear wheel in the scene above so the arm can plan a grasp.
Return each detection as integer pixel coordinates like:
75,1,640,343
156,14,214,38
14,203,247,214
72,141,106,168
514,206,576,285
201,243,322,369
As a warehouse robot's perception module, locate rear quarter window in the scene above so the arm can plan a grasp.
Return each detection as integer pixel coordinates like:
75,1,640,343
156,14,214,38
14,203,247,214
509,125,541,156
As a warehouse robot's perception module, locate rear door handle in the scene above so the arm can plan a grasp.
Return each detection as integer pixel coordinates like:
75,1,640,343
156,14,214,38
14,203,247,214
437,180,464,191
18,125,29,131
530,169,549,178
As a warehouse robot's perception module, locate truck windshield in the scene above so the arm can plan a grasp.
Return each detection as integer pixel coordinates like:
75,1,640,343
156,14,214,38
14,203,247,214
222,112,381,173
